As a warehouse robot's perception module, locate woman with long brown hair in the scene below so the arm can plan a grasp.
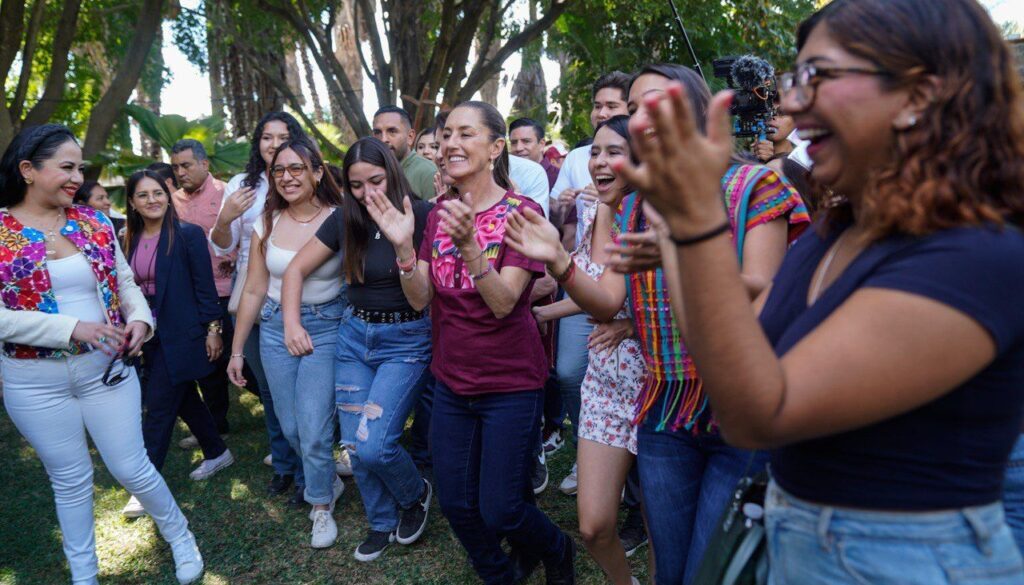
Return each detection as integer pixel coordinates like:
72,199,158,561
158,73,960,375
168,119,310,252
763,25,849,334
227,139,345,549
120,169,233,519
281,137,434,562
622,0,1024,581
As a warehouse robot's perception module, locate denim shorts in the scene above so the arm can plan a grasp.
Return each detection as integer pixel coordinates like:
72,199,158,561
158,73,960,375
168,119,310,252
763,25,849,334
765,479,1024,584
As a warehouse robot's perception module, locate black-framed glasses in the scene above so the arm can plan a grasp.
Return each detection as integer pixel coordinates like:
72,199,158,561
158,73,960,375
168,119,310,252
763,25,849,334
271,163,309,179
103,354,139,386
779,63,888,112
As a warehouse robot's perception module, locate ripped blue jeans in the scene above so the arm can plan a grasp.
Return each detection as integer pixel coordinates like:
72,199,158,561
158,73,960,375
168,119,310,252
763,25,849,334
335,310,431,532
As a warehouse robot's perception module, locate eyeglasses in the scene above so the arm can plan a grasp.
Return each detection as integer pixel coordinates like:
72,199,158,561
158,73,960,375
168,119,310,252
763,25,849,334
779,63,888,113
103,354,139,386
271,163,309,179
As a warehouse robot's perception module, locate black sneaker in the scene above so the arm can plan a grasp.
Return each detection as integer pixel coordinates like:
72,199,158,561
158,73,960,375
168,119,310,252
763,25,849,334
287,485,308,510
396,478,431,545
511,544,541,584
618,506,648,558
267,473,293,496
354,530,395,562
544,535,576,585
532,452,548,495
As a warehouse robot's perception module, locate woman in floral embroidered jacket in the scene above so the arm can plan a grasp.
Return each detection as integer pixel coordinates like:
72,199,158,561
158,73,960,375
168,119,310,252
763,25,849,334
0,125,204,585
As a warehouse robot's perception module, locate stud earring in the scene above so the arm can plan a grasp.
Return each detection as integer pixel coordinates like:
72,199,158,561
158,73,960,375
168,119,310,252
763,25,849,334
24,178,33,185
907,115,917,127
488,161,494,172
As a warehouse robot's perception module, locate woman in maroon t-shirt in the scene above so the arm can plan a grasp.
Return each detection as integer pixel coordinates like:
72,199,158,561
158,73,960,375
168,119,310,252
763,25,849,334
365,101,575,584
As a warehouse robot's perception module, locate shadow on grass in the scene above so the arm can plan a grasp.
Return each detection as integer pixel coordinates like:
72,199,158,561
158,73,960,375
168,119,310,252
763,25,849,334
0,387,649,584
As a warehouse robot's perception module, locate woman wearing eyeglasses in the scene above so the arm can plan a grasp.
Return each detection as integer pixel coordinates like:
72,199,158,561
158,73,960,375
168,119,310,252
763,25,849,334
0,125,204,584
627,0,1024,582
120,169,234,519
227,140,346,549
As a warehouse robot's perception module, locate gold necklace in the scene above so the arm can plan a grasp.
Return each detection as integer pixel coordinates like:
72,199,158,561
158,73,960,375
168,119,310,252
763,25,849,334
286,205,322,225
17,209,66,257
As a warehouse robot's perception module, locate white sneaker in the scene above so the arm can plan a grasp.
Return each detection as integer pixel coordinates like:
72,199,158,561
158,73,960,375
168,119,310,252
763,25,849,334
263,454,273,467
122,495,146,518
558,462,578,496
335,449,354,477
170,531,204,584
310,509,338,549
189,449,235,480
309,475,345,520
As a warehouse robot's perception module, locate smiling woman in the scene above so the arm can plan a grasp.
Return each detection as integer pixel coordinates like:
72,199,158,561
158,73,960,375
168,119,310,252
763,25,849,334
626,0,1024,583
0,124,205,585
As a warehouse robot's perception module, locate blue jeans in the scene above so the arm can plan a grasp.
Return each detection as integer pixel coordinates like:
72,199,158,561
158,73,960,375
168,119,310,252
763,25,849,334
767,480,1024,584
260,296,343,504
1003,433,1024,554
431,381,568,585
335,312,431,532
637,417,766,585
555,312,592,444
409,374,436,468
244,323,302,483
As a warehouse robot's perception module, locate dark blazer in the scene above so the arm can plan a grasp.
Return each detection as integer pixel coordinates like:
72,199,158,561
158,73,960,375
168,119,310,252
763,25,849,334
129,220,222,386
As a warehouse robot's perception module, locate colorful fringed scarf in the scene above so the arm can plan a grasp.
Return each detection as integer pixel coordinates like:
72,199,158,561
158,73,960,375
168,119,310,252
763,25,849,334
619,192,709,433
621,163,808,433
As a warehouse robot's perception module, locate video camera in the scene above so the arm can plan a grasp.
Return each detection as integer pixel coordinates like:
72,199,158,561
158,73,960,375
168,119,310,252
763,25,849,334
712,55,778,139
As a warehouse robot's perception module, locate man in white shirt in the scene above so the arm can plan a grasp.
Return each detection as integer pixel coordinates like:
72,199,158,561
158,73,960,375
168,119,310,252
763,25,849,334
508,155,551,219
548,71,632,248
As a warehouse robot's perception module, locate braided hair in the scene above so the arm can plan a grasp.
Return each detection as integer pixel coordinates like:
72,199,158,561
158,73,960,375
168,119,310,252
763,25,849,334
0,124,78,207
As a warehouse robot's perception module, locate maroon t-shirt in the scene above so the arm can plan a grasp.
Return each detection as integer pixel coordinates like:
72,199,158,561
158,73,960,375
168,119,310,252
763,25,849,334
419,190,549,395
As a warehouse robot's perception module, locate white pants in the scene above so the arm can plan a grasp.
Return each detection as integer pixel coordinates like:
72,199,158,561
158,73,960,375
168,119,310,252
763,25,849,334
1,351,191,584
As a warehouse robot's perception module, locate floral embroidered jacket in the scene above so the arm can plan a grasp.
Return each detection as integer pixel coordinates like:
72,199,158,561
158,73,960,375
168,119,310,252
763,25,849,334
0,205,124,359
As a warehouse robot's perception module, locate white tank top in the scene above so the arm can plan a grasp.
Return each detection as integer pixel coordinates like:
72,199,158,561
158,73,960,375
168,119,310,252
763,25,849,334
255,214,342,304
48,253,106,324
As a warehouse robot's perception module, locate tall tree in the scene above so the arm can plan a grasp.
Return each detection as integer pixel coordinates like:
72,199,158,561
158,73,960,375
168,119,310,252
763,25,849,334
255,0,572,135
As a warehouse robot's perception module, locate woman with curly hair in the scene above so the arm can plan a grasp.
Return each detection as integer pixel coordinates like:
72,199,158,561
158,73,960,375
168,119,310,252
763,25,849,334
621,0,1024,582
209,112,312,500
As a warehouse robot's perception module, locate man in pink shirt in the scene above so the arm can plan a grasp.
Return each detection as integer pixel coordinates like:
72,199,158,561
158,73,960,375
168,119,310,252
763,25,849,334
170,139,235,440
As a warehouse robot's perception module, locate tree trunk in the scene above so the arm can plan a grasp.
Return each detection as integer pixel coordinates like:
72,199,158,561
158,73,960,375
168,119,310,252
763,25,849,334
332,0,361,143
511,0,548,122
298,47,324,123
206,0,226,121
285,45,307,110
82,0,166,169
21,0,83,128
478,36,502,106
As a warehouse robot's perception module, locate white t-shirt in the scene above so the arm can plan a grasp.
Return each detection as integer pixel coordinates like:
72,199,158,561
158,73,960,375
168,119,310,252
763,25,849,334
508,156,550,218
549,145,595,246
209,172,269,270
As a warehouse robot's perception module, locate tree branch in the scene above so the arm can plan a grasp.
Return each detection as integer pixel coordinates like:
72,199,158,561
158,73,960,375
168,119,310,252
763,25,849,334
352,0,379,86
458,0,571,102
10,0,45,121
355,0,392,105
81,0,164,163
23,0,84,127
0,0,27,90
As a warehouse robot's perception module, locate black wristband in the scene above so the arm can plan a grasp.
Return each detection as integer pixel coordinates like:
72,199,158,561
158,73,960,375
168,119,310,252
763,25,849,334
670,221,731,247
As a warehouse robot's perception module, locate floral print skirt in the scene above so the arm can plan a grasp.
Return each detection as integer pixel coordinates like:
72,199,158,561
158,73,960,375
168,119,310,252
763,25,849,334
578,337,646,454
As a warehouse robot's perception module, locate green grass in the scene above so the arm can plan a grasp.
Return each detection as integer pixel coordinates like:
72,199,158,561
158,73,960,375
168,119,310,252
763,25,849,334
0,387,649,584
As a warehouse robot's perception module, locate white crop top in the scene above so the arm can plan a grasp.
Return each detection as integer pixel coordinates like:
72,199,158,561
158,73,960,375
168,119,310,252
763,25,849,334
254,213,343,304
48,253,106,324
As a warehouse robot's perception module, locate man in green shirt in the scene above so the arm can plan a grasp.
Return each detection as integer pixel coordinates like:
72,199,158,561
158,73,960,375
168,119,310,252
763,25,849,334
372,105,438,200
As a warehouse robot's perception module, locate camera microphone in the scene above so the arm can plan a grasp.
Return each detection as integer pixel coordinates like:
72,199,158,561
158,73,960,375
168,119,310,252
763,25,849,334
730,55,775,91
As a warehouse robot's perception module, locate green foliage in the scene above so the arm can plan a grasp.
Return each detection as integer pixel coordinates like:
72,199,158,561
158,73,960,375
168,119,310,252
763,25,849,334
548,0,816,144
115,104,249,176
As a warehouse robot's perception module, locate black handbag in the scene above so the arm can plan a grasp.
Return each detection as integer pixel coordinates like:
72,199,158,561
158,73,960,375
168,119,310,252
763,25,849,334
691,471,770,585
